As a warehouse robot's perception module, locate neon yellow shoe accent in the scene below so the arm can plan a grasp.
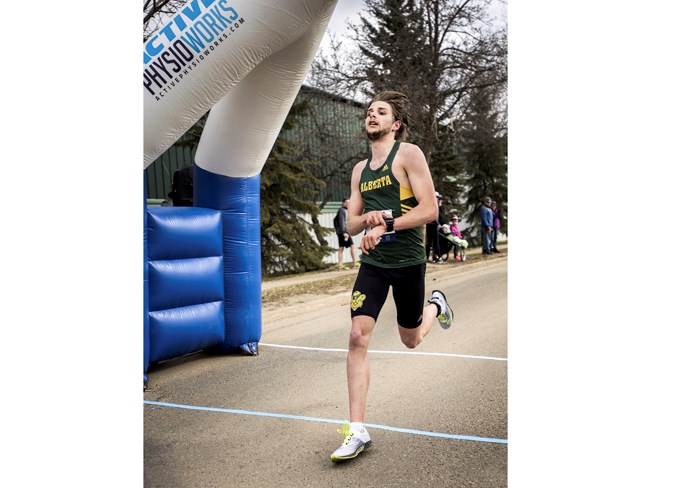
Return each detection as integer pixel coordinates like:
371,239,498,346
330,423,373,462
338,423,349,436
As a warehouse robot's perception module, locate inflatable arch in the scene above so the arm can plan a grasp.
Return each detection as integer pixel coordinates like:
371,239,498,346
143,0,339,382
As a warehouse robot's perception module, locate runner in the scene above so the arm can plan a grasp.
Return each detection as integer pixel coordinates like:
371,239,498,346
331,91,454,462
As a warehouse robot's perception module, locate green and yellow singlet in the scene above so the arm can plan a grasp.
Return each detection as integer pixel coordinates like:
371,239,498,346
359,141,426,268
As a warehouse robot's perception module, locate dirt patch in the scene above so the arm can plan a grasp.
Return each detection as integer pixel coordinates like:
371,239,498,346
262,274,354,303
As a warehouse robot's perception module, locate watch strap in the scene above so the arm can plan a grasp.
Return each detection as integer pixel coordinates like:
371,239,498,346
385,218,394,233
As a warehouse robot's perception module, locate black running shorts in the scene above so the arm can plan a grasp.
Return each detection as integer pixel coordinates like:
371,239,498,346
350,262,426,329
337,233,354,248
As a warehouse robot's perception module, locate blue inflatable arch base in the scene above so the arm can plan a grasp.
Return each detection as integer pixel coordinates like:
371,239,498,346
143,170,261,378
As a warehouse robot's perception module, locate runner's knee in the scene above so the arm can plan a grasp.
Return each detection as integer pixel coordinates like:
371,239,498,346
399,331,421,349
349,323,371,350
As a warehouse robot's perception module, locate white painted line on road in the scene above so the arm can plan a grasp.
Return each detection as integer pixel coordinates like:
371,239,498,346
259,342,507,362
144,400,508,444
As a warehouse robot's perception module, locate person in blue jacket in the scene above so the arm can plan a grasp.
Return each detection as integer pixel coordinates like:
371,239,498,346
480,196,494,255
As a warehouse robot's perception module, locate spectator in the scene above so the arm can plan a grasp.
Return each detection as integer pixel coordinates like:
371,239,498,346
437,192,447,232
425,192,444,263
167,164,195,207
449,214,464,261
491,200,502,253
480,196,494,255
334,197,358,269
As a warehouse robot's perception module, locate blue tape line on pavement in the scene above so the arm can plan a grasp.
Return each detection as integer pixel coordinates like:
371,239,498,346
144,400,507,445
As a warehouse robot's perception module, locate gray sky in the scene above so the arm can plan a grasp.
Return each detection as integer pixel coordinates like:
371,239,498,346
325,0,506,47
326,0,366,39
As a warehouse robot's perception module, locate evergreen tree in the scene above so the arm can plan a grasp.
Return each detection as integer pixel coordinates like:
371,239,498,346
458,79,507,244
359,0,428,135
429,122,466,216
260,100,334,276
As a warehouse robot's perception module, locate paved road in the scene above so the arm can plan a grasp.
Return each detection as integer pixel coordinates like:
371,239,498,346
144,255,507,487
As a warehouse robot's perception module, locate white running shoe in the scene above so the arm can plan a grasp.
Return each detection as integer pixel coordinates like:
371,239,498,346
428,290,454,329
330,423,373,462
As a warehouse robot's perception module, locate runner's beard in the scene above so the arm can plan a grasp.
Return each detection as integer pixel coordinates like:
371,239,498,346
366,125,391,141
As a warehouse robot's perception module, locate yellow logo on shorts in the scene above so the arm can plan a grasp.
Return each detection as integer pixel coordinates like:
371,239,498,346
351,291,366,311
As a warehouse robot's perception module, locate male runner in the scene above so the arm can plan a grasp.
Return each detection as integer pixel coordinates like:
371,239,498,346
330,91,454,462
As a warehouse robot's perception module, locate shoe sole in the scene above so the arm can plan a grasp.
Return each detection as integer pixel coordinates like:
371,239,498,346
330,440,373,462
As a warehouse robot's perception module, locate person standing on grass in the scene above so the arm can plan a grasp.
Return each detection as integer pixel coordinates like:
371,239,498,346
425,192,445,263
481,196,494,255
334,197,359,269
330,91,454,462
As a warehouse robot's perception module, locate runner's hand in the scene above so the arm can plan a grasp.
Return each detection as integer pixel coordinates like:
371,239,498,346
365,211,387,229
360,225,386,255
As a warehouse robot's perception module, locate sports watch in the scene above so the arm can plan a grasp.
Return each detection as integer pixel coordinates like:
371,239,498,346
384,218,394,233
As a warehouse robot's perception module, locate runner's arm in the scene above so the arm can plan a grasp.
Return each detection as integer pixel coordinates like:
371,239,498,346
390,144,438,231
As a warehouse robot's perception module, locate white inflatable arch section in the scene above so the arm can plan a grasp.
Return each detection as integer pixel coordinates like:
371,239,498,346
144,0,339,174
143,0,339,377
